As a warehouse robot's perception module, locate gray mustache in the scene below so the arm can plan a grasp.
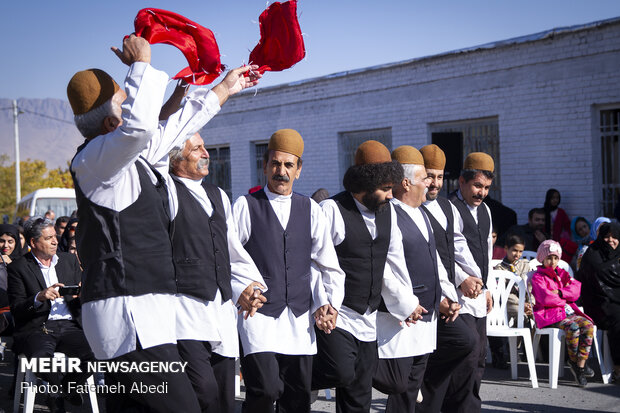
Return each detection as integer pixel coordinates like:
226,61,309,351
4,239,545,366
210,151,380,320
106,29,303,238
272,175,290,182
197,158,210,170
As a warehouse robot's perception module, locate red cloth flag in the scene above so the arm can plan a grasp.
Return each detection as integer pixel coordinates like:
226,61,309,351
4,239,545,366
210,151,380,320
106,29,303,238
249,1,305,74
134,8,223,85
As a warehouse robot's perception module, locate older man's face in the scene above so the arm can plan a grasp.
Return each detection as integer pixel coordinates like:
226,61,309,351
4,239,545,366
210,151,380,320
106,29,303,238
174,134,210,180
264,150,301,196
31,226,58,260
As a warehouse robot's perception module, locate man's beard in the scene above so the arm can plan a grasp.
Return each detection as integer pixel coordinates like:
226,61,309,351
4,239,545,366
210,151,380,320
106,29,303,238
362,192,389,212
196,158,210,171
426,185,440,201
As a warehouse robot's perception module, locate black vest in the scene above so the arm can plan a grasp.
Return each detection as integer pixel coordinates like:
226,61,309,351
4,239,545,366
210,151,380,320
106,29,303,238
243,189,312,318
393,205,442,318
448,191,491,285
172,178,232,302
332,191,391,315
71,148,176,303
421,197,457,286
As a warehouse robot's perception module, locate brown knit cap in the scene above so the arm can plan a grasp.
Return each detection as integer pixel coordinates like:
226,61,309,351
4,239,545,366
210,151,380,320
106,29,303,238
67,69,120,115
391,145,424,165
419,144,446,170
463,152,494,172
268,129,304,158
354,140,391,165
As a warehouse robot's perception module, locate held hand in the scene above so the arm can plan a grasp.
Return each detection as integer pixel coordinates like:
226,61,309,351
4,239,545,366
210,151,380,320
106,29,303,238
212,65,262,106
111,34,151,66
36,283,64,303
460,276,484,299
439,298,461,323
404,305,428,326
1,254,11,265
524,302,533,316
314,304,338,334
486,290,493,314
237,282,267,319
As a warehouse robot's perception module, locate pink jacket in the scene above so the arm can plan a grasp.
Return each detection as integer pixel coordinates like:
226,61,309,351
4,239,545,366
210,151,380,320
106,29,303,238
531,266,592,328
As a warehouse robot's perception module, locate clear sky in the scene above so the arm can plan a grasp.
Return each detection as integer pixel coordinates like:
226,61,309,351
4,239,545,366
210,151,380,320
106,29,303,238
3,0,620,101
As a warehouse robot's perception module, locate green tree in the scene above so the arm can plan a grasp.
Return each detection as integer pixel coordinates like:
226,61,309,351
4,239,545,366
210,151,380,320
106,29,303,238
0,154,73,218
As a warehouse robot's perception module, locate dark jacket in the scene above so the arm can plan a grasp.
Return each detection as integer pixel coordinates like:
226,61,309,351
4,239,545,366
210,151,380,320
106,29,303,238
7,251,82,336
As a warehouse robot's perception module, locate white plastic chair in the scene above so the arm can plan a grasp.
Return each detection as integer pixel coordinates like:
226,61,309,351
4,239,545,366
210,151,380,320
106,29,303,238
486,269,538,388
533,327,566,389
13,352,99,413
528,258,573,277
592,328,614,384
521,250,538,261
491,258,503,268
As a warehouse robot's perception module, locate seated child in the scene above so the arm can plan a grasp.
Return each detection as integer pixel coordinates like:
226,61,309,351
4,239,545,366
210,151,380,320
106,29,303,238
494,234,533,326
531,240,594,387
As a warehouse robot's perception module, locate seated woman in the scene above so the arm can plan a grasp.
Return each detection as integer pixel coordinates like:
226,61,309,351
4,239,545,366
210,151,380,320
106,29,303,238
578,222,620,382
0,224,24,335
531,240,594,387
576,217,612,270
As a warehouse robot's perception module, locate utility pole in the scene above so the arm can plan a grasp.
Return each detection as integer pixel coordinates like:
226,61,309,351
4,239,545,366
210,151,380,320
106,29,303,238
13,100,21,204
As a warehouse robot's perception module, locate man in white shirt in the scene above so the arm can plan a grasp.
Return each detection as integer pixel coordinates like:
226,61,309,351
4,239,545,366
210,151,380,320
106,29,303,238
446,152,495,413
313,140,418,413
168,132,267,413
372,146,459,413
232,129,345,413
67,34,260,412
417,145,479,413
7,217,94,412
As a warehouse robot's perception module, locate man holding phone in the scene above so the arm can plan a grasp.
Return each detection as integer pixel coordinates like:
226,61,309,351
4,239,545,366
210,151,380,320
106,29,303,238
7,217,94,412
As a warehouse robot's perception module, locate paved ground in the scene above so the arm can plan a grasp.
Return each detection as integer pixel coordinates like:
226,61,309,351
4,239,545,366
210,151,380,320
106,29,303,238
1,342,619,412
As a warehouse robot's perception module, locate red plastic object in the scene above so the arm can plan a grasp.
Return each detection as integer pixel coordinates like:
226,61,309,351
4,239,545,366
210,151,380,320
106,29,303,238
249,1,305,74
134,8,223,85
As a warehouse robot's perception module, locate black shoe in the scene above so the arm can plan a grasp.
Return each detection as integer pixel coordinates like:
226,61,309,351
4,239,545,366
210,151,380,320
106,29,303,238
492,353,509,370
568,360,588,387
46,395,66,413
583,363,595,378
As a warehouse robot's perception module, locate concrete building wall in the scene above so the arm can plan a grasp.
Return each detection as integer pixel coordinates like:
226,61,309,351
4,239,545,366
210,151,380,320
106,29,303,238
202,18,620,222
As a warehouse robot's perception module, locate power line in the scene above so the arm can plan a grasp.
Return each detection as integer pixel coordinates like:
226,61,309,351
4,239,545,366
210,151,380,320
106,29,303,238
1,105,74,125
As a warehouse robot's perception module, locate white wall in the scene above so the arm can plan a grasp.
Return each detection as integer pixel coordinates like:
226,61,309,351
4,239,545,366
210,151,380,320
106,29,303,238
202,19,620,223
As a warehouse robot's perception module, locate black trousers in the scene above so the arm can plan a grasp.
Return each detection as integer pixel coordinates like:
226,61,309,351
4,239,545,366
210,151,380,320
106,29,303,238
417,316,477,413
104,343,200,413
312,326,378,413
442,314,486,413
241,351,312,413
18,319,94,391
373,353,429,413
177,340,235,413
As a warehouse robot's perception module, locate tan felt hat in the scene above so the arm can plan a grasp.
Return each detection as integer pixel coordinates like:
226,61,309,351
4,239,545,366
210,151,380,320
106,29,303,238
391,145,424,165
67,69,120,115
463,152,494,172
420,144,446,170
354,140,391,165
268,129,304,158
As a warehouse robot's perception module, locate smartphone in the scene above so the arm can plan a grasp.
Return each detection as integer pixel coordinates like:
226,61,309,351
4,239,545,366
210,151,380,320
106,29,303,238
58,285,81,296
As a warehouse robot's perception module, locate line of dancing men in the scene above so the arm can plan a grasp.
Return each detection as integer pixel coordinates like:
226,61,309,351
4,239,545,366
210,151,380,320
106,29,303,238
63,35,495,413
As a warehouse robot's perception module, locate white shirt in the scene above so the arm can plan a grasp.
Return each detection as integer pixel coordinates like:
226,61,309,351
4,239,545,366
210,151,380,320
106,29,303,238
320,196,417,342
32,254,72,321
450,191,494,317
376,199,458,358
232,186,345,355
171,176,265,358
73,62,223,360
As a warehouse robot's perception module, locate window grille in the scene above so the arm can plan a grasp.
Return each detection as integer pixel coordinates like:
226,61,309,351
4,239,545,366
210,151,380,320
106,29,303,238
252,142,269,188
204,145,232,200
429,117,501,200
338,128,392,183
599,109,620,217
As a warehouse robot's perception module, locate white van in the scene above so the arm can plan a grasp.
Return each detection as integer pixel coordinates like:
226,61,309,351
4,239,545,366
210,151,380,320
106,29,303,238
14,188,77,222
